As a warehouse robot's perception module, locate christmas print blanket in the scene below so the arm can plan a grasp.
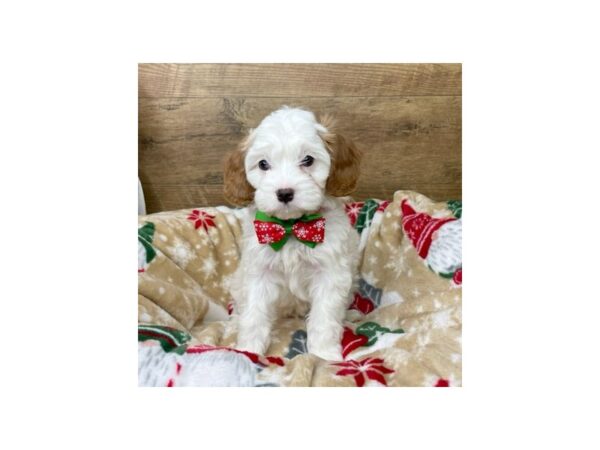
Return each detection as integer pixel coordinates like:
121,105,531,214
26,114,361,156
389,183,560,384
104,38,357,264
138,190,462,387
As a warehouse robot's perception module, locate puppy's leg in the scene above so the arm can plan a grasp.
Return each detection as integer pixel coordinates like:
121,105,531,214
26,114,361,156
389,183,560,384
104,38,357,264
306,271,352,361
236,274,280,355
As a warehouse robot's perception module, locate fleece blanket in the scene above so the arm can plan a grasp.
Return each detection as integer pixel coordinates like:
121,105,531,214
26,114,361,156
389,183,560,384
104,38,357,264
138,190,462,387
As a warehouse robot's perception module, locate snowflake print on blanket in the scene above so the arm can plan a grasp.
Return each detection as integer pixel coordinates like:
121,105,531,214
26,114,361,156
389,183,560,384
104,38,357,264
333,357,395,387
187,209,217,232
344,202,364,227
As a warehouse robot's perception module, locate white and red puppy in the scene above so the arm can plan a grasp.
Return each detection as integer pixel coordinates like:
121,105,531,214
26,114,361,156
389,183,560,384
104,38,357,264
223,106,362,361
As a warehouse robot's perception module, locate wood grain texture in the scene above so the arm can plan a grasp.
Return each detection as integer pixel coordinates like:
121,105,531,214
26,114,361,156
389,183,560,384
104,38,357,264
139,63,462,98
138,64,461,213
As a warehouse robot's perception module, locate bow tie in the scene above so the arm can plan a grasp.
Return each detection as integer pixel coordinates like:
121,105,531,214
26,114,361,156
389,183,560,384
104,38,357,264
253,210,325,251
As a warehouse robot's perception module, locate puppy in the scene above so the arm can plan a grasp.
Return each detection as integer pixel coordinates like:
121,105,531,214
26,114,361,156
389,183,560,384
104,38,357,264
223,106,361,361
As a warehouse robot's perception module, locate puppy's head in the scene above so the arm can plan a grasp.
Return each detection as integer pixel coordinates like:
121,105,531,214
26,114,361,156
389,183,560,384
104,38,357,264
223,106,361,219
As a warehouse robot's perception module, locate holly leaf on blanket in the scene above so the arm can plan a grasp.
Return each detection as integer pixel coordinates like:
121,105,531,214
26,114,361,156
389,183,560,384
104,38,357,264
355,322,404,347
285,330,308,359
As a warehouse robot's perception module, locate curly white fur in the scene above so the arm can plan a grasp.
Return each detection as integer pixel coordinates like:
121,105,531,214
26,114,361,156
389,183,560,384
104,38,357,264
227,107,360,361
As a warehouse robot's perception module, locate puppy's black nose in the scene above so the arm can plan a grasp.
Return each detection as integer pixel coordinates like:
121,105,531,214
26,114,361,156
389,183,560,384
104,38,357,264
276,188,294,204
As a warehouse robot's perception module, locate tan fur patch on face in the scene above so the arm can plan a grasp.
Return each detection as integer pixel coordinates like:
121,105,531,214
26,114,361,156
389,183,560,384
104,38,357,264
223,135,255,206
318,115,362,197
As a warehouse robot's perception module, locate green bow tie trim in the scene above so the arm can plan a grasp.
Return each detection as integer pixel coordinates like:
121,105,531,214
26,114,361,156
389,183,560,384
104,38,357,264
253,210,326,251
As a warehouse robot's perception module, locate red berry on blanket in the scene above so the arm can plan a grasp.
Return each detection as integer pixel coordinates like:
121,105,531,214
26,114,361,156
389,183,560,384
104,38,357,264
453,268,462,285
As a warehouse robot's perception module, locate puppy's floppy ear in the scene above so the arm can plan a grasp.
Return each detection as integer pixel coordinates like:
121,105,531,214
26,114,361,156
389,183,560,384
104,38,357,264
223,132,255,206
318,115,362,197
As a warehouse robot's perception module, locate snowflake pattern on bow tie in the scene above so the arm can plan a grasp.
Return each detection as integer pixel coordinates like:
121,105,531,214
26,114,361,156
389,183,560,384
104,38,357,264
255,222,286,244
292,218,325,243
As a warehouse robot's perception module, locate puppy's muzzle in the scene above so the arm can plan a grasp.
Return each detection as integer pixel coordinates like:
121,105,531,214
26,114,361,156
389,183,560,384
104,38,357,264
276,188,294,204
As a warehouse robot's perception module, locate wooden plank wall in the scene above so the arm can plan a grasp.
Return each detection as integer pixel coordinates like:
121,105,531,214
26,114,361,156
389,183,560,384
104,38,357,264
139,64,461,213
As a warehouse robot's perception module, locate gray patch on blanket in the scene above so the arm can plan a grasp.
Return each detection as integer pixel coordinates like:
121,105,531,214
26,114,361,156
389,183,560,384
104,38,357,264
285,329,308,359
358,278,382,307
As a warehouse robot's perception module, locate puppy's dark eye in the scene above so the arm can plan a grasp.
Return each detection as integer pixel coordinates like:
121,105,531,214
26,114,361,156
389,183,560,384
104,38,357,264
258,160,270,171
300,155,314,167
